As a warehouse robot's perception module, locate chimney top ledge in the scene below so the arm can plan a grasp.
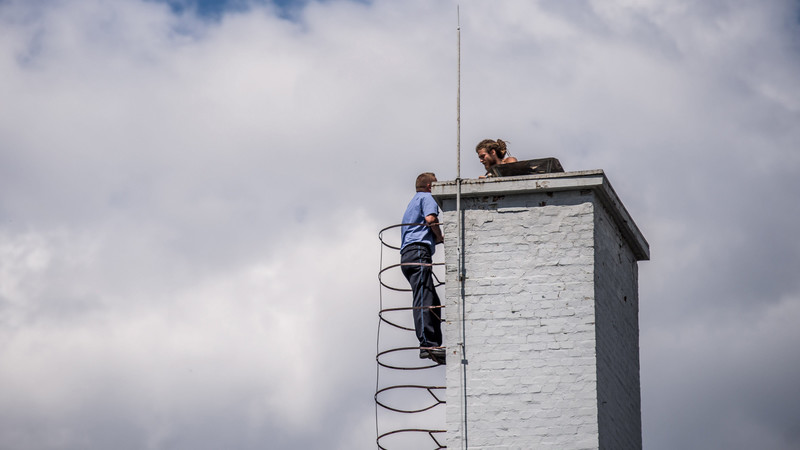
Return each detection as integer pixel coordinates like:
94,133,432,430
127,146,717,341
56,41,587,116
431,169,650,261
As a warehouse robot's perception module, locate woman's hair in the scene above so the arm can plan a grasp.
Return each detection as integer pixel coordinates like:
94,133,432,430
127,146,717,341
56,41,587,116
476,139,509,159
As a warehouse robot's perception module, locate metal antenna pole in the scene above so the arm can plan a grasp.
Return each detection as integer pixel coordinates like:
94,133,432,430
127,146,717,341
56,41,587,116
455,6,468,450
457,6,461,182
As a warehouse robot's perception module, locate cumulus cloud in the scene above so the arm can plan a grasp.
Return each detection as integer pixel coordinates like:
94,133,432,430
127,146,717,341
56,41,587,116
0,212,378,449
1,0,799,449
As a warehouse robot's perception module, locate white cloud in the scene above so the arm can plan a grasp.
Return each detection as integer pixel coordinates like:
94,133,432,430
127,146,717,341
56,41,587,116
0,209,379,449
1,0,799,449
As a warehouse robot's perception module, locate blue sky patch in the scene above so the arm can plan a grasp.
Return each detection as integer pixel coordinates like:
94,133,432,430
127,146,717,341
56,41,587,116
143,0,340,20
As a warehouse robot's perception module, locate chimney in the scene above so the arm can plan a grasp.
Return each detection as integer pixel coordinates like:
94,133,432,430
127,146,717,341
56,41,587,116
432,170,649,449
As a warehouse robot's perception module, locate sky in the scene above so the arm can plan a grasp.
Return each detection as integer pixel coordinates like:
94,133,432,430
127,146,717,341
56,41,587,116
1,0,799,449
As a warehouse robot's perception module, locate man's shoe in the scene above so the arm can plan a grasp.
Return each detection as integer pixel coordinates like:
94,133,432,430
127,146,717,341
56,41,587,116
428,348,446,365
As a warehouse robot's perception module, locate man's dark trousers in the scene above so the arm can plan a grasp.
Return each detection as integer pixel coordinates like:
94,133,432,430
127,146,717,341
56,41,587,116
400,243,442,349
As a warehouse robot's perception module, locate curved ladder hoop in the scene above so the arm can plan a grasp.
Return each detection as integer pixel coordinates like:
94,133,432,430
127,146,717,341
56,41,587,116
378,222,445,251
375,385,446,414
376,346,446,371
378,304,445,331
377,429,446,450
378,261,445,292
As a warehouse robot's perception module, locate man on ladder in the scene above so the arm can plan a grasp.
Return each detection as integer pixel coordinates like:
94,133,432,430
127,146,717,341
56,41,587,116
400,172,446,365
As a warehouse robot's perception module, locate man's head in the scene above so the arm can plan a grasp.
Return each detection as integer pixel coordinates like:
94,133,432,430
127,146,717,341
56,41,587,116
476,139,508,171
415,172,437,192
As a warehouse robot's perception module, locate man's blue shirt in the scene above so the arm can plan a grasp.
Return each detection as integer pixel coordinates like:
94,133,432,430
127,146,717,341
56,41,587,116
401,192,439,254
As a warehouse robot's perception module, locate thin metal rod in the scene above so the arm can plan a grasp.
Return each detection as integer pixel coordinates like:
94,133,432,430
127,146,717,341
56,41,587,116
456,5,468,450
457,5,461,181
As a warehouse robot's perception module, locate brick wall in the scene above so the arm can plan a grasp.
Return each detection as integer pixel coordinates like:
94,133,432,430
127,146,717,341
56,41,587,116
433,172,647,450
594,202,642,449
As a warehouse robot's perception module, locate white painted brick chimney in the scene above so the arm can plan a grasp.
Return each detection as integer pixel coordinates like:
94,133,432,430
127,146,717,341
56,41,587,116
432,170,649,450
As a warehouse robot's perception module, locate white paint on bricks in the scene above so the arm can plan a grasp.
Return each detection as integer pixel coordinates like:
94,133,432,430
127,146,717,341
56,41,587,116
433,172,647,450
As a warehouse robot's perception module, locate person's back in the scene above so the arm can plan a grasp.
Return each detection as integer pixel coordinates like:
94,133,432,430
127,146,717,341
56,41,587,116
399,172,445,364
401,192,439,252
